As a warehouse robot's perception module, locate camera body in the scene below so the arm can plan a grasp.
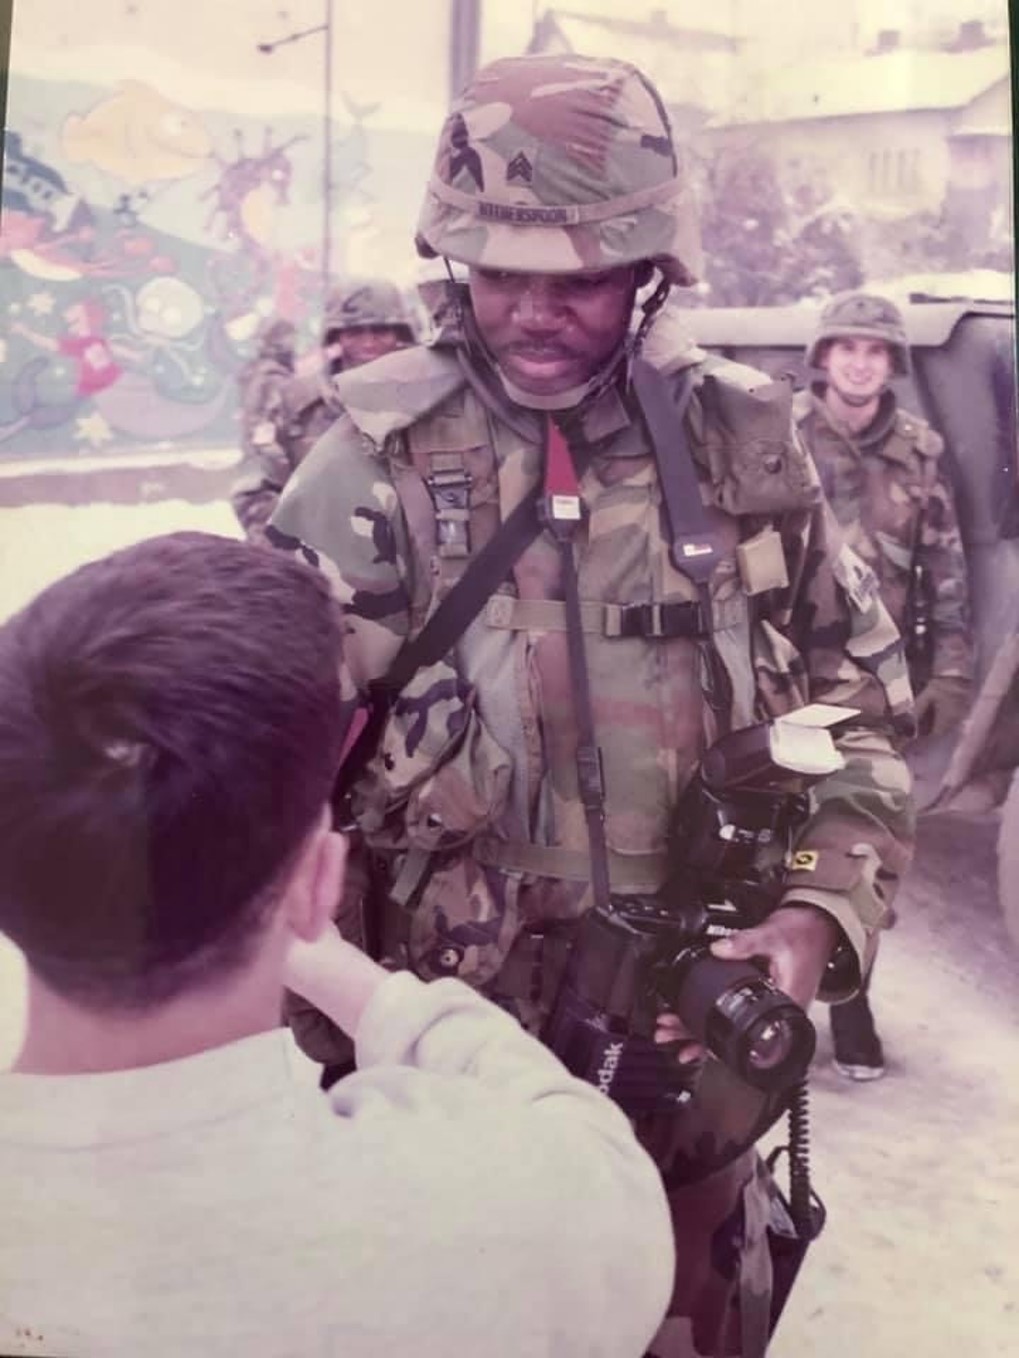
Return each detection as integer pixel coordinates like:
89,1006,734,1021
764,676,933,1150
544,708,854,1114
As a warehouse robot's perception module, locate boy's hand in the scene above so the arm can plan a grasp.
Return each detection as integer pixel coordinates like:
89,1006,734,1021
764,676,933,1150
283,926,389,1038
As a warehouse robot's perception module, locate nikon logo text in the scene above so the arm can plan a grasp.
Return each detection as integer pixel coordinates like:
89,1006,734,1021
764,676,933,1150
596,1041,624,1093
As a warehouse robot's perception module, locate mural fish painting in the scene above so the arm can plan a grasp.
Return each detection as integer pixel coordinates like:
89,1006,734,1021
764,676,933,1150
62,81,213,187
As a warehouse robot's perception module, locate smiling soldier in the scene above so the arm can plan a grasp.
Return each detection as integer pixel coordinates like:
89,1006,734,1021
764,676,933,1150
795,291,973,1084
267,56,915,1358
231,279,417,540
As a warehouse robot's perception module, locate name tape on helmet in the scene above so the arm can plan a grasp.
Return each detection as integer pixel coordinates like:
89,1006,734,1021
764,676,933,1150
428,175,679,227
479,202,573,225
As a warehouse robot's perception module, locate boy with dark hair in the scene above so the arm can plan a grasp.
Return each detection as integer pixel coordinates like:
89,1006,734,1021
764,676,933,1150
0,532,672,1358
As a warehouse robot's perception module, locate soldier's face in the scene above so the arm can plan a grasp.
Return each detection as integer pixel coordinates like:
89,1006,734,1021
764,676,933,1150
821,337,893,407
341,326,409,368
468,265,637,396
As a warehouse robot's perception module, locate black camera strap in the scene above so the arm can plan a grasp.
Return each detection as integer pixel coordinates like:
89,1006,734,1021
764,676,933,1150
630,358,732,722
630,358,717,587
335,485,543,795
541,417,613,913
541,362,731,912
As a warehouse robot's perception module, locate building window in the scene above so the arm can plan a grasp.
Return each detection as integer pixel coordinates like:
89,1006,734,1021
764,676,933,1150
869,147,921,195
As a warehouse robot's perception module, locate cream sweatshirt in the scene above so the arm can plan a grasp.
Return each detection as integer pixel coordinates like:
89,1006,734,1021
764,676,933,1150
0,971,673,1358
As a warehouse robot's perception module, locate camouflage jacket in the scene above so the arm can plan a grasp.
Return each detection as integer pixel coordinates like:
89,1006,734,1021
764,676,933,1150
238,354,292,430
794,387,973,682
270,316,914,1008
231,370,346,537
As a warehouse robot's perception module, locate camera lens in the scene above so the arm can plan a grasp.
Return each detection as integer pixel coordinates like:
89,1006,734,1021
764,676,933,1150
659,948,816,1093
745,1016,796,1072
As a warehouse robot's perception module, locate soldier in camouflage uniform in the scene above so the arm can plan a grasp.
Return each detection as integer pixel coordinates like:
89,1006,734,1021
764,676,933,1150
795,291,972,1081
231,279,416,538
268,56,915,1358
236,316,297,510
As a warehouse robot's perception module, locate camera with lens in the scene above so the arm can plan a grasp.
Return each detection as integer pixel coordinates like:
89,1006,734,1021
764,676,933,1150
543,706,855,1118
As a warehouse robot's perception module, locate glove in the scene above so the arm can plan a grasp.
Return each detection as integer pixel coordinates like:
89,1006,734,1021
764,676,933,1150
913,675,973,738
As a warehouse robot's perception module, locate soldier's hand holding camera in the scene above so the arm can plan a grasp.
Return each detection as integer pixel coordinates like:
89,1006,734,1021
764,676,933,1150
709,903,840,1010
654,902,839,1066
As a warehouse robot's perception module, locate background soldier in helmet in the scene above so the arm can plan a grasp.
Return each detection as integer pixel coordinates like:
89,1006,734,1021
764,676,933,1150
267,56,914,1358
795,290,973,1082
236,315,297,504
231,278,416,539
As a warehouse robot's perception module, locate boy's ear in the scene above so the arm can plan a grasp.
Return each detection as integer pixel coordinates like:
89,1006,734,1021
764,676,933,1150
283,818,347,942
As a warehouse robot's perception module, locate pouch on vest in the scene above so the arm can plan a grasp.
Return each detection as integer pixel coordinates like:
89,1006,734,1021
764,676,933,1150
353,681,512,856
399,853,523,988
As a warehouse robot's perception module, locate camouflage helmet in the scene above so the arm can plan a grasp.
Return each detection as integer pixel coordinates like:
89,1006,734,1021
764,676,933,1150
322,277,416,341
806,291,911,377
415,54,702,285
256,317,297,363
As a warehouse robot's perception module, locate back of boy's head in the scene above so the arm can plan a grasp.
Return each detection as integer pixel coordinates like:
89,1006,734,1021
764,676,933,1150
0,532,353,1009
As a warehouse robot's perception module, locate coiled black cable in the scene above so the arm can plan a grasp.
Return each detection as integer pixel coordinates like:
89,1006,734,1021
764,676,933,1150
787,1076,826,1241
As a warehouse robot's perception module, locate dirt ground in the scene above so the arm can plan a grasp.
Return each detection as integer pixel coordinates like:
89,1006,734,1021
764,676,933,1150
1,481,1017,1356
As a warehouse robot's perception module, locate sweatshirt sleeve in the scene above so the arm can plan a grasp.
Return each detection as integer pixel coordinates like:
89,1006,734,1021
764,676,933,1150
348,970,675,1358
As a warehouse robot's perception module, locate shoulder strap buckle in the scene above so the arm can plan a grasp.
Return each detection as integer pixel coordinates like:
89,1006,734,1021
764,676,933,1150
425,465,473,558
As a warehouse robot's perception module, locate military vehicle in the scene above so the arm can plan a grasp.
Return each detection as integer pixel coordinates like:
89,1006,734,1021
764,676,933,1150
684,293,1019,943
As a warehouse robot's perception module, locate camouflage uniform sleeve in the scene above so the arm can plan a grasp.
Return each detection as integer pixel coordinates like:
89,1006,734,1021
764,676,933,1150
265,428,422,1065
921,434,974,680
230,384,295,540
269,419,491,833
759,494,916,998
266,417,419,686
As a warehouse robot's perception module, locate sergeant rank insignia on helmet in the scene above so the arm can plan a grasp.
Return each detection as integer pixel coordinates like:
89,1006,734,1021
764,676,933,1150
507,151,533,183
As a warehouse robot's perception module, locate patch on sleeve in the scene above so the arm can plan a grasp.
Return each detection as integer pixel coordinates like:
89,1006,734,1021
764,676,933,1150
788,849,819,872
832,543,879,612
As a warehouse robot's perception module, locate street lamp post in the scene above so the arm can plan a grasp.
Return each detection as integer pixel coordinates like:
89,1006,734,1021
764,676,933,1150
323,0,333,291
257,0,334,294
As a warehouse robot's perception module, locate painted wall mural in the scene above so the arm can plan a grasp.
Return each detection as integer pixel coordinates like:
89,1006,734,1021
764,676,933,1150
1,60,434,458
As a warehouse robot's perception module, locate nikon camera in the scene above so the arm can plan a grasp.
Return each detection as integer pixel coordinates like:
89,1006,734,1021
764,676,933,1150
543,707,855,1118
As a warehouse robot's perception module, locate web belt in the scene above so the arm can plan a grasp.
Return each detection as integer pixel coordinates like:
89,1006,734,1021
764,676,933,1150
484,593,745,637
